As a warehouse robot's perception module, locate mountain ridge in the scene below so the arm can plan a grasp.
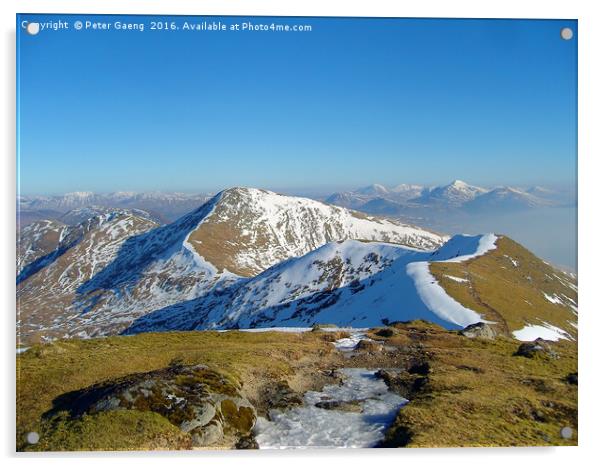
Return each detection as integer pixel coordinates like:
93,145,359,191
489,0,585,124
17,187,446,343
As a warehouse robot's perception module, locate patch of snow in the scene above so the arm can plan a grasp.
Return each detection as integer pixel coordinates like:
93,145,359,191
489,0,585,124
432,233,498,263
543,292,564,305
512,323,570,342
504,255,519,267
332,330,369,352
406,262,482,328
16,347,29,354
444,275,469,283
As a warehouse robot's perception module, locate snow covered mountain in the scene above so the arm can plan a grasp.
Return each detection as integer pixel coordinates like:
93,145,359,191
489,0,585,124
325,180,568,215
324,184,425,210
124,232,577,344
413,180,488,207
463,187,552,212
125,235,493,334
17,187,446,342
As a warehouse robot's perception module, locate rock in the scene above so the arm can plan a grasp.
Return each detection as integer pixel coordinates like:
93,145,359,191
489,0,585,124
375,369,428,399
566,372,578,385
311,323,337,331
514,338,559,359
191,420,223,447
374,327,396,338
319,331,351,342
354,339,382,352
460,322,497,340
314,399,363,412
235,435,259,449
407,360,430,375
45,364,256,448
263,380,303,411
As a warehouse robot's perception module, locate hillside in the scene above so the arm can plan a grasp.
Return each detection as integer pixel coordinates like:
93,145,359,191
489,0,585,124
125,234,577,344
429,235,577,340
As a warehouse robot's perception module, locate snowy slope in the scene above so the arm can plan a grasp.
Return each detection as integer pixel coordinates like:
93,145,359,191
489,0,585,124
125,234,498,334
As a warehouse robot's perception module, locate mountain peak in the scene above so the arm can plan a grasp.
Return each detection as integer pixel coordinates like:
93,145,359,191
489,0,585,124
449,179,468,187
190,188,446,276
356,184,389,195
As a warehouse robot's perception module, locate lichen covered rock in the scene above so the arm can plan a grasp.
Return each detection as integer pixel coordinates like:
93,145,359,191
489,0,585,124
45,364,256,447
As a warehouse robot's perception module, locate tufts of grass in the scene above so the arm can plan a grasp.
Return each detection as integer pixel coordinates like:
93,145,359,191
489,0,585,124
23,410,190,452
381,325,578,447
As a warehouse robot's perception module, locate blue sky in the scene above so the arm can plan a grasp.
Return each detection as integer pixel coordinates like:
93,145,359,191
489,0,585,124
17,15,577,195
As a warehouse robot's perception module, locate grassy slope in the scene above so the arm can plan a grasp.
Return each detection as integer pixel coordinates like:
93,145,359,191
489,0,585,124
17,330,335,451
18,323,577,450
369,322,577,447
431,236,577,338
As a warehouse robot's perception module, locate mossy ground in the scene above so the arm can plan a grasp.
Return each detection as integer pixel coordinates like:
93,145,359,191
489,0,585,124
25,410,190,452
369,322,578,447
16,330,336,451
17,321,577,450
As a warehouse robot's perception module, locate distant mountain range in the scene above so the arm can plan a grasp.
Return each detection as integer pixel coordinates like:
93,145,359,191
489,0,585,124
324,180,574,216
17,191,213,227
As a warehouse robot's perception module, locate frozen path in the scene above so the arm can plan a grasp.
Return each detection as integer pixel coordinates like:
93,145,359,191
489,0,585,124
253,331,407,448
253,368,407,448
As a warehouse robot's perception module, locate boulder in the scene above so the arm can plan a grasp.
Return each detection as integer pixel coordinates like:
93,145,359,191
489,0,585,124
566,372,578,385
514,338,559,359
374,327,396,338
460,322,497,340
263,380,303,411
44,364,256,447
354,339,383,352
375,369,427,399
235,435,259,449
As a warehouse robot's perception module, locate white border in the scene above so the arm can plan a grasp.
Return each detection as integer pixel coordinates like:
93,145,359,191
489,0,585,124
2,1,601,465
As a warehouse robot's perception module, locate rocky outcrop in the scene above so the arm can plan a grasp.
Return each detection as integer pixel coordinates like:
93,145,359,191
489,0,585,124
460,322,497,340
514,339,559,359
355,339,383,352
45,364,256,447
374,327,397,338
261,380,303,413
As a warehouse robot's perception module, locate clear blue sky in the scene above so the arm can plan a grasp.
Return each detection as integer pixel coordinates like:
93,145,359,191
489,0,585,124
17,15,577,195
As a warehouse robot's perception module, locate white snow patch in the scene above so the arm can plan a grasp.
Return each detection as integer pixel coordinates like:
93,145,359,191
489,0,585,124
435,233,497,263
543,292,564,305
332,330,370,352
504,255,519,267
444,275,469,283
406,262,482,328
512,323,570,342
